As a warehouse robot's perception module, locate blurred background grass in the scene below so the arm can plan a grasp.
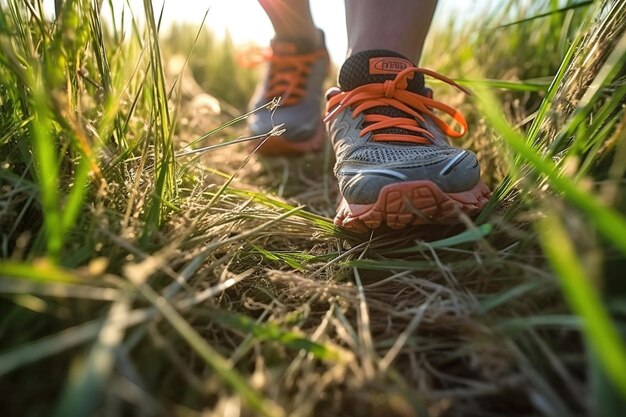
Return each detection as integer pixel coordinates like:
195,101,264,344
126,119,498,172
1,0,626,416
162,24,257,110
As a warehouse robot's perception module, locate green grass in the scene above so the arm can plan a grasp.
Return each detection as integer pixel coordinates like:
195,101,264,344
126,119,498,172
1,0,626,416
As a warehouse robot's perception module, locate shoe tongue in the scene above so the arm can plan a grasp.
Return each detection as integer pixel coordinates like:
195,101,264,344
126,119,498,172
338,50,428,141
338,49,425,93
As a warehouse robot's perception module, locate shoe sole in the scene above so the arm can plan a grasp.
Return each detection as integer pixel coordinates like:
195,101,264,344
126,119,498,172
334,179,491,232
253,123,326,156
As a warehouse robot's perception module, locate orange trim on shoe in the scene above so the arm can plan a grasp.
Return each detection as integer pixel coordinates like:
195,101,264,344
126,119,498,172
240,46,328,107
334,180,491,232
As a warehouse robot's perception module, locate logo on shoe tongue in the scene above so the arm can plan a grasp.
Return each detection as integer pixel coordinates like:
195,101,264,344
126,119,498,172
369,57,413,75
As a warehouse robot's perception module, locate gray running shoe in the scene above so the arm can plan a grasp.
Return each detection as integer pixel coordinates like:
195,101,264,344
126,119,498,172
247,32,329,155
324,50,490,231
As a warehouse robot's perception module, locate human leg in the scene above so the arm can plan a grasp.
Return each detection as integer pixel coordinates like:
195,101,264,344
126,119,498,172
258,0,323,48
345,0,437,63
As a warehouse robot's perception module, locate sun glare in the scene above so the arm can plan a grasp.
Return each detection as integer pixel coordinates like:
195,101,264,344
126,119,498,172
42,0,489,64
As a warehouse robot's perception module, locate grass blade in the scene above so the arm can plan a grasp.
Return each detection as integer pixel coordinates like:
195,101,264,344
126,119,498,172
124,262,285,417
537,210,626,397
52,298,131,417
493,0,594,29
385,223,492,254
0,260,79,283
30,77,61,258
476,88,626,255
205,309,351,363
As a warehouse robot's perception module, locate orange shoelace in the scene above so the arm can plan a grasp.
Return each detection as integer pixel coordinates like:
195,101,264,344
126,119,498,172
324,67,470,144
240,46,328,106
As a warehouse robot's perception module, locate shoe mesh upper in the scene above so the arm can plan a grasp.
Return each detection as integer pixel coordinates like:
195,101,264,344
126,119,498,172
348,145,457,165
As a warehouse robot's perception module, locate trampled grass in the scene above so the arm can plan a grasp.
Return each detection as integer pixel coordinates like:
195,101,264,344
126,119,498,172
1,0,625,416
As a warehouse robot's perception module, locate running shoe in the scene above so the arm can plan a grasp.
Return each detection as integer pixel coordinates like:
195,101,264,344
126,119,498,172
324,50,490,232
247,32,329,155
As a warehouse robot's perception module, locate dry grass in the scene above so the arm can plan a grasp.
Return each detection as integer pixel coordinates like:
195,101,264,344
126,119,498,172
1,1,626,416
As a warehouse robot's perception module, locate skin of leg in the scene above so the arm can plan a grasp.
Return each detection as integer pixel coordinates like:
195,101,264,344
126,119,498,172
258,0,323,47
345,0,438,63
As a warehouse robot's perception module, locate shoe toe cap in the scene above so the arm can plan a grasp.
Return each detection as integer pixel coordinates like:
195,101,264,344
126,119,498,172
435,149,481,193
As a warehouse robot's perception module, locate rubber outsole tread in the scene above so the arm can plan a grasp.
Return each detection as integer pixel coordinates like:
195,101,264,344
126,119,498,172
335,179,491,232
